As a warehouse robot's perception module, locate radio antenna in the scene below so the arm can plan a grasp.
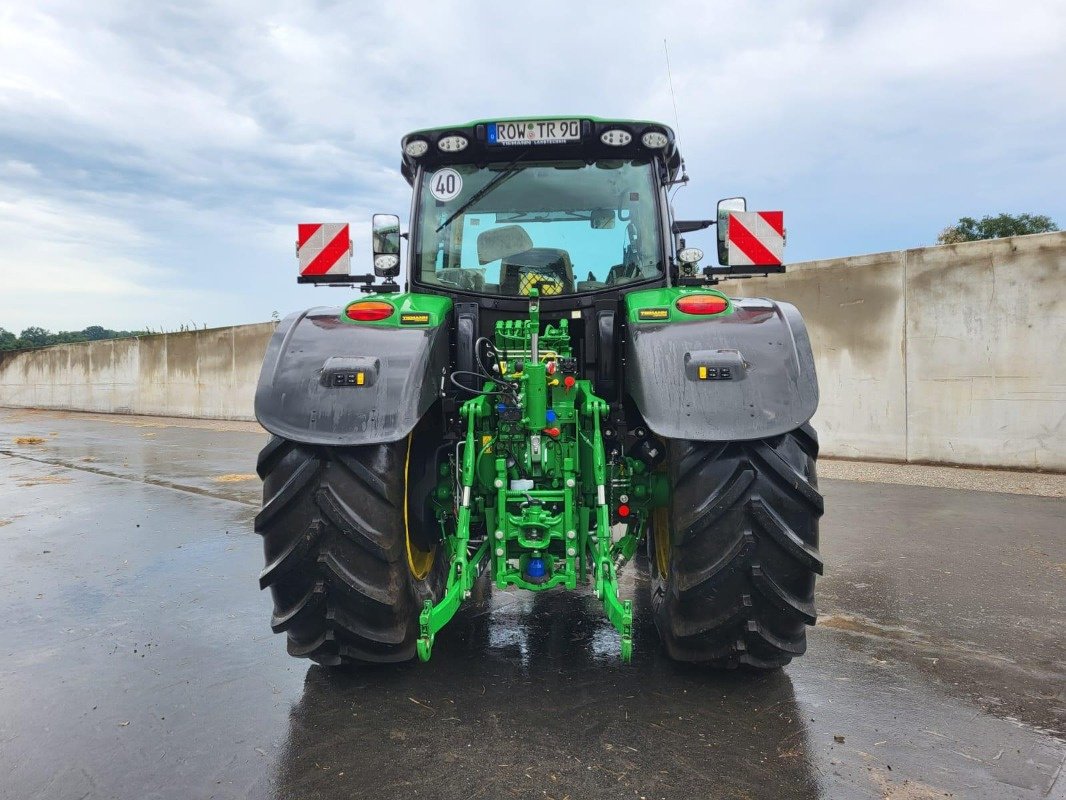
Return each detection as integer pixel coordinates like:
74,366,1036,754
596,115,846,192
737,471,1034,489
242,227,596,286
663,38,688,189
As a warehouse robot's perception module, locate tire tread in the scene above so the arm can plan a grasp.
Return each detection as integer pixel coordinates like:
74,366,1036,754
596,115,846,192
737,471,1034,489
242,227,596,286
652,427,823,669
255,438,437,666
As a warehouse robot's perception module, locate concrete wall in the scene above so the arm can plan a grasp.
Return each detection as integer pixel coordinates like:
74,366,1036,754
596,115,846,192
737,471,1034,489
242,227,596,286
718,231,1066,471
0,323,276,421
1,232,1063,469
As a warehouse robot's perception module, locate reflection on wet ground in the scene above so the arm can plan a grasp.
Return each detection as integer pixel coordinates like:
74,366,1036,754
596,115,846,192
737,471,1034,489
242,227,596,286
1,409,1063,799
269,583,825,799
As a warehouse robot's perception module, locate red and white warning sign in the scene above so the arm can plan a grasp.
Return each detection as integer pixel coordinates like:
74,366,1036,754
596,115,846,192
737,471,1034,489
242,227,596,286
297,223,352,279
727,212,784,267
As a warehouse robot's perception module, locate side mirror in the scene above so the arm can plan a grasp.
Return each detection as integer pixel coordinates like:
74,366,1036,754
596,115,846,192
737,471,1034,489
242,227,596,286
372,214,401,277
716,197,746,265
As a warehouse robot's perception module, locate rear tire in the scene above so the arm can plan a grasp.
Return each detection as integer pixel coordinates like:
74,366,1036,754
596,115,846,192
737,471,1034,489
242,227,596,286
649,424,823,669
254,423,445,666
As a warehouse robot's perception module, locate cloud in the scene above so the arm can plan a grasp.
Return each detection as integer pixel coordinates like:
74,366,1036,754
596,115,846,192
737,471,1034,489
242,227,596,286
0,182,186,331
0,159,39,179
0,0,1063,330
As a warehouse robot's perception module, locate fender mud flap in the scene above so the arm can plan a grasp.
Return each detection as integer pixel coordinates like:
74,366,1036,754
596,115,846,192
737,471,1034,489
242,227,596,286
592,299,618,398
255,307,449,446
626,299,818,441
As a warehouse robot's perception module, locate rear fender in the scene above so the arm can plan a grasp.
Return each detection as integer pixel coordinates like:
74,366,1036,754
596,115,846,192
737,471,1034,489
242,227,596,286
625,295,818,441
255,304,451,446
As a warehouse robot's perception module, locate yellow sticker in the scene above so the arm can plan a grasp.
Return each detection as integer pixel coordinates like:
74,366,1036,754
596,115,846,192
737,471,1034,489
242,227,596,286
519,272,563,296
638,307,669,320
400,312,431,325
356,372,365,385
698,365,708,380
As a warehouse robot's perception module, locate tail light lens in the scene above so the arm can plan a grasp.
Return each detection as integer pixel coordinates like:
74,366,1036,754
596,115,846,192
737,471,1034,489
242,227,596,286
345,301,394,321
675,294,729,316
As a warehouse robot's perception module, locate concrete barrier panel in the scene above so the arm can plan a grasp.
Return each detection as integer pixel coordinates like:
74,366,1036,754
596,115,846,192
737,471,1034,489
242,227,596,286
195,327,233,419
0,351,32,406
164,331,200,418
68,345,91,410
35,347,71,409
136,335,167,416
109,338,140,414
906,234,1066,470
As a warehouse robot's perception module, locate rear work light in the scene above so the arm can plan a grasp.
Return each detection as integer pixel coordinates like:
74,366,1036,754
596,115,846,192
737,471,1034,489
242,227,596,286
345,301,394,321
437,135,469,152
641,130,669,149
600,129,632,146
675,294,729,316
403,139,429,157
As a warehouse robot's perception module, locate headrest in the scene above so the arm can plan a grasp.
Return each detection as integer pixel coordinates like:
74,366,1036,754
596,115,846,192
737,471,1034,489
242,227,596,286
477,225,533,265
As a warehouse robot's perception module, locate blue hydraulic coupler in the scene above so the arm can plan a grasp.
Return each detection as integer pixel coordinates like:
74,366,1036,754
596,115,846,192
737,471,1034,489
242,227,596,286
525,557,548,584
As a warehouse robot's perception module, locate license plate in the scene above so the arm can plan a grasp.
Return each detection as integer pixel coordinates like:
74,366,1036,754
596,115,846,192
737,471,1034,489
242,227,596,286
488,119,581,146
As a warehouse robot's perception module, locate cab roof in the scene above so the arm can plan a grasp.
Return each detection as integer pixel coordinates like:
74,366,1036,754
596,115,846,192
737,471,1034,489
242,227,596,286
399,116,681,184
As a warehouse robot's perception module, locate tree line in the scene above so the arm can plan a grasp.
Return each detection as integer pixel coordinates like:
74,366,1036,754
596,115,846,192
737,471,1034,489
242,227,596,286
0,325,147,352
937,213,1057,244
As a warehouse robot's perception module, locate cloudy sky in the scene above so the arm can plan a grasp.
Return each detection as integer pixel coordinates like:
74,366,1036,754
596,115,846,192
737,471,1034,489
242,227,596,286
1,0,1063,332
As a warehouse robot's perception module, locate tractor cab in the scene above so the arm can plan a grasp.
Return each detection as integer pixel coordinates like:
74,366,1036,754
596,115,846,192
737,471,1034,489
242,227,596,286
399,118,678,300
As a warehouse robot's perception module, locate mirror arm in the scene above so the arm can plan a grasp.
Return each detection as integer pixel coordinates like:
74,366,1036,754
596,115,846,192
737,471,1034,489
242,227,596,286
671,219,716,234
362,279,401,294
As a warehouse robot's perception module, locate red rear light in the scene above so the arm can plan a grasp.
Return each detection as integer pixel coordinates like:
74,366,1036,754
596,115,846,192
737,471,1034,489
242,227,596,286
675,294,729,315
345,301,394,321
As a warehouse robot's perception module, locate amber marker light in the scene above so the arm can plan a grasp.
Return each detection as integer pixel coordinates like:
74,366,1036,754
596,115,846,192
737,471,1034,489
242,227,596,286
345,301,394,321
675,294,729,315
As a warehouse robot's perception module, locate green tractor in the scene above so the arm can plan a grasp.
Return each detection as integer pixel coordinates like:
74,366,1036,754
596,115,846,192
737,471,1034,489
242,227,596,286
254,117,822,668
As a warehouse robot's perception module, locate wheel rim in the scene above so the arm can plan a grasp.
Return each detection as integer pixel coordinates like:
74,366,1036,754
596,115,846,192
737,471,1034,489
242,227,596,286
404,433,436,581
653,505,671,579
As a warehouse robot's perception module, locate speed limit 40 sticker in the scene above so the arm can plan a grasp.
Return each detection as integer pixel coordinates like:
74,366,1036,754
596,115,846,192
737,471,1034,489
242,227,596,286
429,168,462,202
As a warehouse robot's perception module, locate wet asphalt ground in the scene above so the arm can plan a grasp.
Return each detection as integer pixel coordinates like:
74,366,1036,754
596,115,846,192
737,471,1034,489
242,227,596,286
0,408,1063,800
